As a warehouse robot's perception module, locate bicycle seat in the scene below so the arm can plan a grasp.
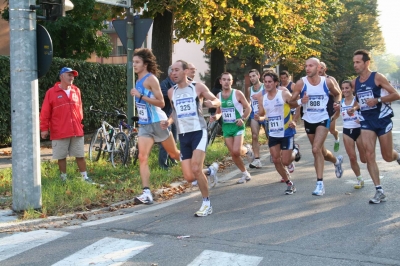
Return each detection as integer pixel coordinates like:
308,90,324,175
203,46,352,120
131,116,139,122
117,113,127,120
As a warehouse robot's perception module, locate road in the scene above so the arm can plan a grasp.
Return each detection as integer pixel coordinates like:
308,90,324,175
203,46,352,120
1,102,400,265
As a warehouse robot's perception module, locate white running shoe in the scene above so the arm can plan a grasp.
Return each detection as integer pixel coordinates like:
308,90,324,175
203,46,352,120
249,158,262,169
245,144,255,163
237,173,251,184
287,162,295,173
192,180,198,186
194,201,213,217
134,190,153,204
208,162,219,188
335,155,344,178
312,181,325,196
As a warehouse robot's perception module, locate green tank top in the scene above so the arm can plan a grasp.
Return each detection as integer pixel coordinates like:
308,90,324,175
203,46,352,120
220,89,243,124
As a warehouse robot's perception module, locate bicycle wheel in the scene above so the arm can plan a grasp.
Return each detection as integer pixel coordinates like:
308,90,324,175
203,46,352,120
208,121,221,146
128,132,139,165
89,128,104,161
111,132,129,167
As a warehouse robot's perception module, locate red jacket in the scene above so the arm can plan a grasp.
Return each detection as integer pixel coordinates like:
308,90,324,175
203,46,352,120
40,82,84,140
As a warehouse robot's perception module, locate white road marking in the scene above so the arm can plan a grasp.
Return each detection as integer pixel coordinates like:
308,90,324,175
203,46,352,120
0,230,69,262
52,237,152,266
187,250,263,266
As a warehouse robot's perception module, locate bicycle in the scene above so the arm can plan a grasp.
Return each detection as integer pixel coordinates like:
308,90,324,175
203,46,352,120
88,106,129,167
207,114,222,146
111,106,140,165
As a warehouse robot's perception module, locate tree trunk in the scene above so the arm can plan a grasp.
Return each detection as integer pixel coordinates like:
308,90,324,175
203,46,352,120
151,10,174,81
210,48,225,89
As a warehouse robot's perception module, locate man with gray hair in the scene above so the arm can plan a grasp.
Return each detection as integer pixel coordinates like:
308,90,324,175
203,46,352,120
188,63,197,81
158,65,177,169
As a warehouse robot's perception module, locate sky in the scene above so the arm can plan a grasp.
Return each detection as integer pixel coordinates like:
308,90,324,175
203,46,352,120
377,0,400,55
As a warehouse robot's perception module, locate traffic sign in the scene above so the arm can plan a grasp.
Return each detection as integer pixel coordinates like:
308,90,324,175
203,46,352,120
112,18,153,49
95,0,131,8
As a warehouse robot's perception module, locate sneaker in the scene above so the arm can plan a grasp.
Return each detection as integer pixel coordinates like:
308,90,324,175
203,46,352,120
354,178,364,189
294,143,301,162
249,158,262,169
287,162,295,173
208,162,219,188
312,182,325,196
84,176,96,185
134,190,153,205
245,144,255,163
369,189,386,204
192,180,198,186
237,173,251,184
194,202,213,217
334,141,340,152
335,155,344,178
285,183,296,195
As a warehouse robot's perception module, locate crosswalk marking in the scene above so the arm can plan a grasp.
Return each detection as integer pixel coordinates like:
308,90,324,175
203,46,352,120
52,237,152,266
0,230,69,262
188,250,263,266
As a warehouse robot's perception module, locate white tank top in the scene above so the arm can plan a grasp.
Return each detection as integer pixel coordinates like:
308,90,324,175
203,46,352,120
341,98,361,129
171,83,207,134
250,84,264,114
301,76,330,123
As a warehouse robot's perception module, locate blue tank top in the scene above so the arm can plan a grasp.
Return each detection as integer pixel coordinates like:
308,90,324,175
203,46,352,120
135,73,168,125
355,72,393,120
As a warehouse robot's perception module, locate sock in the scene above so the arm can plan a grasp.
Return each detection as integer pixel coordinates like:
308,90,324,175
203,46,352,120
335,157,340,165
203,197,210,202
375,186,382,191
206,168,211,176
60,173,67,178
286,180,293,186
335,138,340,143
357,175,363,180
81,171,87,179
143,187,150,193
293,149,298,155
255,157,260,160
242,170,249,176
317,178,323,182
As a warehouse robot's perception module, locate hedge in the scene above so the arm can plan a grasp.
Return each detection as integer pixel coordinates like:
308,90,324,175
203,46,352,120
0,56,127,145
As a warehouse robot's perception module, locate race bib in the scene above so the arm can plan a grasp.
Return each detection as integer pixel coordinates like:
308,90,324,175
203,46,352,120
341,106,358,122
221,107,236,123
176,97,196,118
136,103,148,123
357,90,376,111
306,95,324,113
251,99,259,114
268,115,283,133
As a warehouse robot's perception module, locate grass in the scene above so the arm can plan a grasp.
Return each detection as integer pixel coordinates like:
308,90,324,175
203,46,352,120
0,127,267,220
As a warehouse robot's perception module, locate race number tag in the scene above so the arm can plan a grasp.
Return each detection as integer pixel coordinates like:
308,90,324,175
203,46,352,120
306,95,324,113
251,99,259,114
136,103,148,123
176,97,196,118
357,90,376,111
268,115,283,133
221,107,236,123
341,106,358,122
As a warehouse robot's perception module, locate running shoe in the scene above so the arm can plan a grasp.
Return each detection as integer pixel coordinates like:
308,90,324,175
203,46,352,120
194,202,213,217
334,141,340,152
208,162,219,188
245,144,255,163
285,183,296,195
84,176,96,185
249,158,262,169
335,155,344,178
294,143,301,162
287,162,295,173
237,173,251,184
354,178,364,189
369,189,386,204
192,180,198,186
60,173,67,182
134,190,153,205
312,182,325,196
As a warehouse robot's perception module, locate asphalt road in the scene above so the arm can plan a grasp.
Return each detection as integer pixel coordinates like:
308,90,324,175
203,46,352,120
1,102,400,266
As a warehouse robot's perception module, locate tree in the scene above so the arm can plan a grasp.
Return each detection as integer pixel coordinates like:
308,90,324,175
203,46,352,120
1,0,118,60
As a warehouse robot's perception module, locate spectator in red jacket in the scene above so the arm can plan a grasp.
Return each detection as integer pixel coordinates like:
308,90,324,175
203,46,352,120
40,67,93,183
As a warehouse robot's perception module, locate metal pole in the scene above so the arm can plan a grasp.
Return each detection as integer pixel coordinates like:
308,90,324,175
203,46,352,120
126,5,135,119
10,0,42,211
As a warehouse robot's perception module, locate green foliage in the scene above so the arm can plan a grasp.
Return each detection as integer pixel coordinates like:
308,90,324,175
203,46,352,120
0,55,127,145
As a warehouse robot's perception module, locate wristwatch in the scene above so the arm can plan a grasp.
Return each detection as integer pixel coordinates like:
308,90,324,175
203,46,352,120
377,97,382,103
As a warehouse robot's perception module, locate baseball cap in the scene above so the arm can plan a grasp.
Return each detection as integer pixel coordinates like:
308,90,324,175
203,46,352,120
59,67,78,77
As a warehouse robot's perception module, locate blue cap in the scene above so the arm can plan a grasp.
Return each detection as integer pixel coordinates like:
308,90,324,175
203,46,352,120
59,67,78,77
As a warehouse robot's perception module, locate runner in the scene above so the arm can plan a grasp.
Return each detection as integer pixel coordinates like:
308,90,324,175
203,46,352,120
255,72,301,194
211,72,254,184
351,49,400,204
331,80,366,189
289,57,344,196
164,60,221,216
130,48,181,205
245,69,267,169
